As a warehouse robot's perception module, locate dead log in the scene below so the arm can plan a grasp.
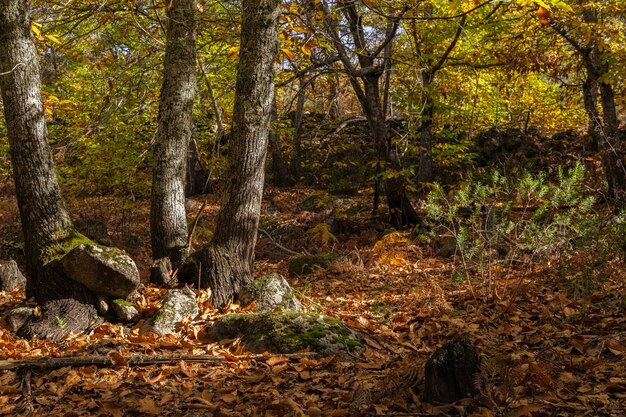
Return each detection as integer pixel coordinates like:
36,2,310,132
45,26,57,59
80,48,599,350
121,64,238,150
424,335,480,404
0,352,314,371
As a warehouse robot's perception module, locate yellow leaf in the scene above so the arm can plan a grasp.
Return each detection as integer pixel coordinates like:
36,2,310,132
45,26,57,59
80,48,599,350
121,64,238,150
31,23,43,40
45,34,62,45
227,46,239,60
281,48,295,60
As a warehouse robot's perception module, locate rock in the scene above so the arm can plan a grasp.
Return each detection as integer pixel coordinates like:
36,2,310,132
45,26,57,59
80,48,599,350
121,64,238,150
5,307,35,332
431,234,458,258
150,257,175,287
239,273,303,312
111,299,140,323
61,244,140,299
96,295,109,315
207,312,363,357
474,128,540,167
424,335,480,404
288,253,339,276
141,288,199,335
0,260,26,291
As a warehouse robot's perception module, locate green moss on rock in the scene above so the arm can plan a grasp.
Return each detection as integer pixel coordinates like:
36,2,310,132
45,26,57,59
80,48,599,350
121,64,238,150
288,253,339,276
43,230,94,265
208,312,363,356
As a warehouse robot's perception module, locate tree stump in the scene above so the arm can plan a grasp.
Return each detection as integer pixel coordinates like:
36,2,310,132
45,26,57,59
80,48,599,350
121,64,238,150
424,335,480,404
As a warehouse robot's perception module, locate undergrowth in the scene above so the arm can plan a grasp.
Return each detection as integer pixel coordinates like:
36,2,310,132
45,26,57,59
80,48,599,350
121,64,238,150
422,161,624,299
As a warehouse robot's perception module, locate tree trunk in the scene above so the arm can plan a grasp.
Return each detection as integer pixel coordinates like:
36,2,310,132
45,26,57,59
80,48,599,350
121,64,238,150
181,0,280,309
363,74,420,228
186,131,210,196
0,0,73,275
598,80,626,204
581,74,601,151
418,70,435,183
0,0,105,340
269,100,295,187
291,78,306,180
150,0,197,268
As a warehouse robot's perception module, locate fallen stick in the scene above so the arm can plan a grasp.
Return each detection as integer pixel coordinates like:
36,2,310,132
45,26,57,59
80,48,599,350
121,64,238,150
0,352,315,371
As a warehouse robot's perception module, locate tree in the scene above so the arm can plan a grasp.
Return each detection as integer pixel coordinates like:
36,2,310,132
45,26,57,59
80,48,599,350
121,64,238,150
181,0,280,309
548,2,626,204
318,0,420,228
0,0,139,340
150,0,197,268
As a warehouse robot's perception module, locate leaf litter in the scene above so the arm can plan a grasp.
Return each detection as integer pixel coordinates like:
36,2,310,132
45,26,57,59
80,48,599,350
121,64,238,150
0,188,625,416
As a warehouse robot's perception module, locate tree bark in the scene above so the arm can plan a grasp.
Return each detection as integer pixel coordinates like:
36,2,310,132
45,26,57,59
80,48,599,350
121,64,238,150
182,0,280,309
0,0,105,340
291,78,306,180
150,0,197,268
418,70,435,183
269,99,295,187
0,0,73,274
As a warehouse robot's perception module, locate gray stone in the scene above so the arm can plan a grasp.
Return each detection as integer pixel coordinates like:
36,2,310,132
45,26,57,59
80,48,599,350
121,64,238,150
5,307,35,332
61,244,140,298
111,299,140,323
431,234,458,258
96,295,109,315
0,260,26,291
208,312,364,357
141,288,199,335
239,273,302,312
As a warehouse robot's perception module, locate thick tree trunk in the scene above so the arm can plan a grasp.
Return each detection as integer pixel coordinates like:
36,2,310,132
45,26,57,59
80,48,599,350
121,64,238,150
0,0,73,275
0,0,113,340
182,0,280,309
150,0,197,268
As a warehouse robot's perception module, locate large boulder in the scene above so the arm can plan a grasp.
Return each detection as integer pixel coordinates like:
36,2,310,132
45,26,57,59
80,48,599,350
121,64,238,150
60,244,140,299
207,312,363,356
239,273,303,312
141,288,199,335
0,260,26,291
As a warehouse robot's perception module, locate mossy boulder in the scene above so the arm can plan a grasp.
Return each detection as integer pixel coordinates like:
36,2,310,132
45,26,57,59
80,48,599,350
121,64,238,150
239,273,302,312
141,288,199,335
207,312,364,356
288,253,339,276
60,243,140,299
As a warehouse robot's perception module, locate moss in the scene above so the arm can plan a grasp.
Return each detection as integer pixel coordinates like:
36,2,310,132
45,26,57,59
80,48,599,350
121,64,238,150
42,230,94,264
288,253,339,276
209,312,363,355
112,299,134,307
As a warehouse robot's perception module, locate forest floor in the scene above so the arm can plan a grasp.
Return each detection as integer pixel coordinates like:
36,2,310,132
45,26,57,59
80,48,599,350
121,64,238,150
0,180,625,417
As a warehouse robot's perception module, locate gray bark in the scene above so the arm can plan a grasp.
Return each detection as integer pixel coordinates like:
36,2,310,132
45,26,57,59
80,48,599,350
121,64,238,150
151,0,197,268
0,0,73,273
182,0,280,309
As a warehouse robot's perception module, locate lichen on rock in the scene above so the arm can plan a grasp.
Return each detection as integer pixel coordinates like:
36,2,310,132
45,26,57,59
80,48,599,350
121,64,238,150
141,288,199,335
239,273,302,312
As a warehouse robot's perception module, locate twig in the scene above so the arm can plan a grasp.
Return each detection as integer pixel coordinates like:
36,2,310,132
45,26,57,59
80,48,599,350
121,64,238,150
186,199,209,252
0,352,315,371
0,62,25,76
258,228,302,256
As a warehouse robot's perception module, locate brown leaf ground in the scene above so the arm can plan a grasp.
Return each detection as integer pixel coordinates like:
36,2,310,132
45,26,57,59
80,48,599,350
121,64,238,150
0,185,625,417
